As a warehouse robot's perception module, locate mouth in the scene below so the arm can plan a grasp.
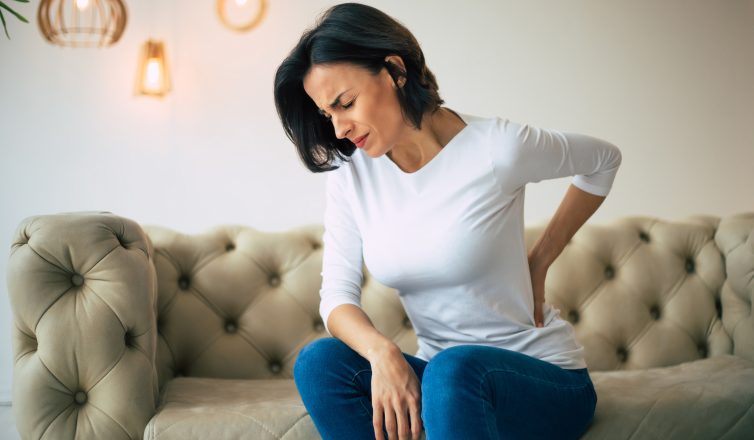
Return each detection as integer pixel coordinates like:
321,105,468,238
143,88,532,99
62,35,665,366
354,133,369,148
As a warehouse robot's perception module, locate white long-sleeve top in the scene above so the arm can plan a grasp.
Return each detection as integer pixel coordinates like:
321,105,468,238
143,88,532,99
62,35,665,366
319,111,622,370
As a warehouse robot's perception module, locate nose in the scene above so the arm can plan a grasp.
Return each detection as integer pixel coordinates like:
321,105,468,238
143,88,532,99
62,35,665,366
331,114,352,140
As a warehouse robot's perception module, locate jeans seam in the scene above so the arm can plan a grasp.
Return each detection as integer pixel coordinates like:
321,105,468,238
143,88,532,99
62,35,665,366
480,369,500,440
352,369,373,417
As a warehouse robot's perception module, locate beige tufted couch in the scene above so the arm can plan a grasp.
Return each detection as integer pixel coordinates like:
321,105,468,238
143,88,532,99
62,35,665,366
6,211,754,439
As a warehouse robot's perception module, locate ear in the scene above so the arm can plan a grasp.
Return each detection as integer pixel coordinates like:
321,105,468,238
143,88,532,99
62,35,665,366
384,54,407,88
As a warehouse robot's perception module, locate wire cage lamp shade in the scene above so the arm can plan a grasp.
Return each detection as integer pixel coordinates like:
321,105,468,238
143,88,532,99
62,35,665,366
38,0,127,48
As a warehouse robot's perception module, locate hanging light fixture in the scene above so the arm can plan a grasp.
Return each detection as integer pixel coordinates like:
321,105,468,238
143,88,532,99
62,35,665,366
134,39,171,98
37,0,127,48
216,0,267,33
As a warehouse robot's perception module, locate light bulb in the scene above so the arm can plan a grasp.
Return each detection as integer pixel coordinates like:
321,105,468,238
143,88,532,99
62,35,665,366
235,0,248,6
76,0,90,10
145,58,162,92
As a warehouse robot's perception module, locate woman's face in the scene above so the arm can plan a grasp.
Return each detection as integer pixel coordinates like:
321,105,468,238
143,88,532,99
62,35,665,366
303,59,406,158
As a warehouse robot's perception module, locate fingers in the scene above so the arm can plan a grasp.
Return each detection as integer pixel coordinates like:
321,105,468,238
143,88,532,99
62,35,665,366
373,403,385,440
384,404,398,440
393,400,411,440
409,401,423,440
534,299,545,327
375,399,420,440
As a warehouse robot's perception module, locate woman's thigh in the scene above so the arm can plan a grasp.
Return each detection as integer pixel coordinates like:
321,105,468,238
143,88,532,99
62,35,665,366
421,344,597,440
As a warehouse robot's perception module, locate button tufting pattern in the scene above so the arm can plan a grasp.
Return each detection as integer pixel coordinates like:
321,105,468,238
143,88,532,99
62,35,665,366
74,391,87,405
71,273,84,286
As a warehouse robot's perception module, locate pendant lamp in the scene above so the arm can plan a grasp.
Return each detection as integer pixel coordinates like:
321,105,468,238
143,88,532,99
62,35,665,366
134,39,171,98
216,0,267,33
37,0,127,48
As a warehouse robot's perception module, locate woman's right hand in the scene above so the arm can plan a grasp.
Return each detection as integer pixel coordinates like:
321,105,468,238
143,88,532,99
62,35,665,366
368,344,423,440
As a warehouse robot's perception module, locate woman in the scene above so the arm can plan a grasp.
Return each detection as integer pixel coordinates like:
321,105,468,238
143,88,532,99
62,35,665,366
274,3,621,440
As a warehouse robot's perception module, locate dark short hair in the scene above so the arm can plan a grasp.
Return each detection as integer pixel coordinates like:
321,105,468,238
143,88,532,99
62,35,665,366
273,2,445,172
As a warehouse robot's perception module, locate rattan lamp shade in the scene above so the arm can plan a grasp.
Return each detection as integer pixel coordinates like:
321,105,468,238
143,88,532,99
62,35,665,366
38,0,127,48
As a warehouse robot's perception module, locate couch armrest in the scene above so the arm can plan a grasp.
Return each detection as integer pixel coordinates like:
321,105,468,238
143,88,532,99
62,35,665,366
6,211,159,440
715,212,754,364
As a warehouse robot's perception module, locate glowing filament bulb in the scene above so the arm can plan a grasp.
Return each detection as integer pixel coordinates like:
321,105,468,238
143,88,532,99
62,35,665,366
144,58,162,91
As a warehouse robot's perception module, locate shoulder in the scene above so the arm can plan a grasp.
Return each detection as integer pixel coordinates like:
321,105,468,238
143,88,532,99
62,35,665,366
455,113,528,163
456,112,524,142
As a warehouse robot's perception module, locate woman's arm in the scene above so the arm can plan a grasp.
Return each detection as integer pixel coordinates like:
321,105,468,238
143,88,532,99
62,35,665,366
527,184,607,327
488,117,623,327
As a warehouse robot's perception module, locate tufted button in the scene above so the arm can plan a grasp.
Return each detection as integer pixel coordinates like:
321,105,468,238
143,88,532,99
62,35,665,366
403,317,413,328
314,321,325,332
225,320,238,333
685,258,695,274
225,242,235,252
698,344,708,358
71,273,84,287
178,275,190,290
604,266,615,280
175,369,185,377
269,274,280,287
715,297,722,319
73,390,87,405
311,242,321,250
649,305,661,320
568,310,580,324
616,347,628,362
638,231,651,243
124,330,133,346
115,234,127,247
270,362,282,374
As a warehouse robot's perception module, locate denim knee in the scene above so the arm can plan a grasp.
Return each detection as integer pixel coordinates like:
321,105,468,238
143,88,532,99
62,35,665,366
421,345,481,393
293,337,346,380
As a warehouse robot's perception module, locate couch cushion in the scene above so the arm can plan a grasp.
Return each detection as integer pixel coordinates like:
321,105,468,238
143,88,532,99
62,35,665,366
144,378,320,440
584,354,754,439
145,355,754,440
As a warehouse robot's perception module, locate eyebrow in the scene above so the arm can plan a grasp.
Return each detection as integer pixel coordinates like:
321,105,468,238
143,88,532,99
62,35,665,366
318,88,352,115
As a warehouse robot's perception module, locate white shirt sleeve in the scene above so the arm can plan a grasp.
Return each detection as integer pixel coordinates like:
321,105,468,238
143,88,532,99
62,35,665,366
319,169,364,335
490,117,623,196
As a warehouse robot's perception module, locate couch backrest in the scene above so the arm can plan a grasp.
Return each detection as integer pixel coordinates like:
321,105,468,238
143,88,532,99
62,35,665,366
140,213,753,387
524,213,753,371
9,212,751,420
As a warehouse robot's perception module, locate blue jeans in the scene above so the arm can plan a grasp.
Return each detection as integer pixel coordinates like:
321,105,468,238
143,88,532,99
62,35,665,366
294,337,597,440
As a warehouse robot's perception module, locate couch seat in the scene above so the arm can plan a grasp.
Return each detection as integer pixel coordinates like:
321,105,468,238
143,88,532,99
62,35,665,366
146,355,754,440
584,354,754,439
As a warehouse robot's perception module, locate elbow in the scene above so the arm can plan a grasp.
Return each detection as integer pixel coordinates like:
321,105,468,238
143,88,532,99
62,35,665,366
611,143,623,168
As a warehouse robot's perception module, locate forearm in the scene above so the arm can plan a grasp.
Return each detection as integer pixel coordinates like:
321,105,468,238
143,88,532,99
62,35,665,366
528,183,607,269
327,304,400,362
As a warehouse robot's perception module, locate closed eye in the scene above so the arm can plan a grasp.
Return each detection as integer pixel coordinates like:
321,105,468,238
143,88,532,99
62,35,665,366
319,100,354,120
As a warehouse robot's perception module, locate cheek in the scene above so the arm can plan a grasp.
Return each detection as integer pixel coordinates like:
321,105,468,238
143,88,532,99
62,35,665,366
369,93,403,145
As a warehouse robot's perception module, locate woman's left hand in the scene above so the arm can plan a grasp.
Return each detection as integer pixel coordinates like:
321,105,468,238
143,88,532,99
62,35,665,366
528,255,549,328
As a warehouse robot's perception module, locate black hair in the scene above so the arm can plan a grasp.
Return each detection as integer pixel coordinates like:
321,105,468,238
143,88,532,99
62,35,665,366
273,2,445,172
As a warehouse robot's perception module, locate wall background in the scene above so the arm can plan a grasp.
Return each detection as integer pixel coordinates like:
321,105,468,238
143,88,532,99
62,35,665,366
1,0,752,403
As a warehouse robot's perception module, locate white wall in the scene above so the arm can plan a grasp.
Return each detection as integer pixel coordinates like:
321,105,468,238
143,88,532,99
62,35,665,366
1,0,752,404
